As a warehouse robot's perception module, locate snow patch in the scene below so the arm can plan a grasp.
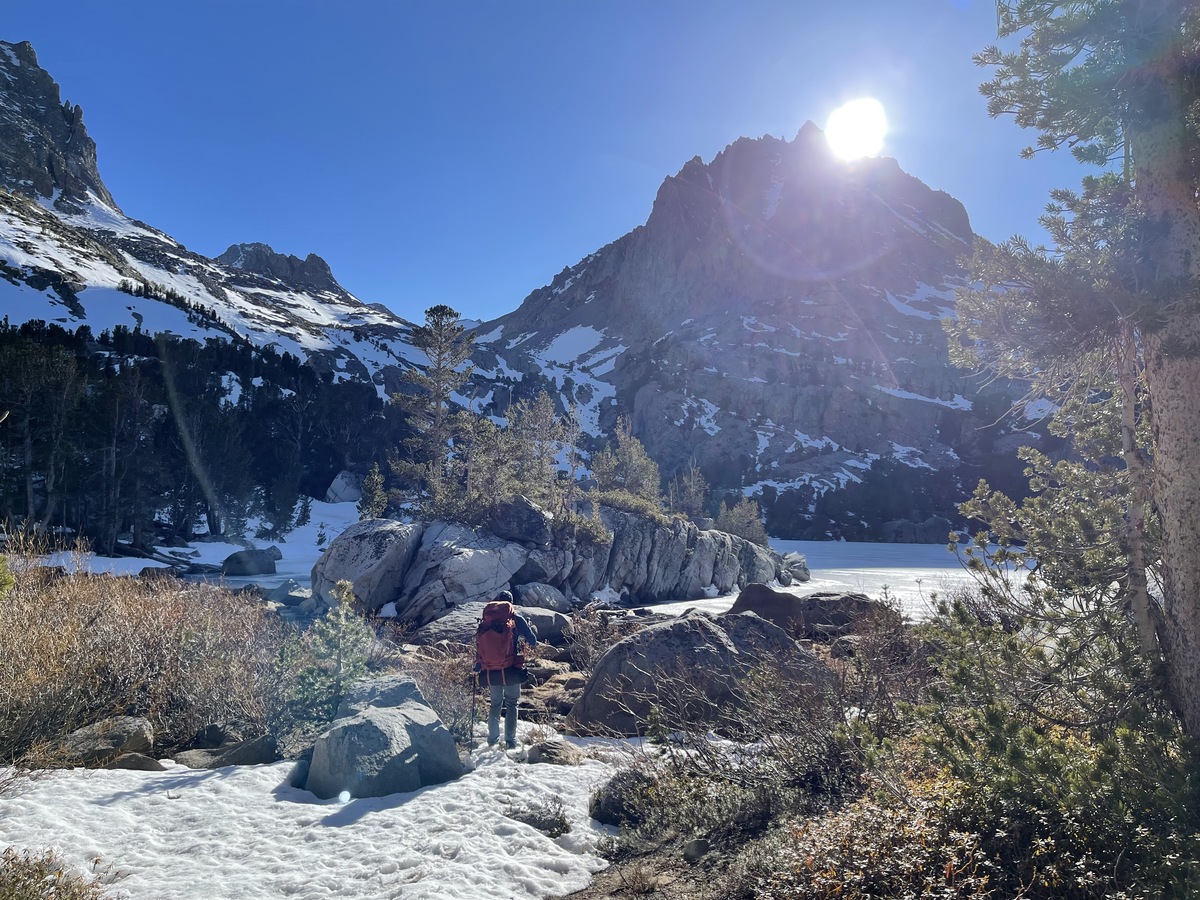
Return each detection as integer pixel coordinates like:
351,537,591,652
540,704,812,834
874,385,972,410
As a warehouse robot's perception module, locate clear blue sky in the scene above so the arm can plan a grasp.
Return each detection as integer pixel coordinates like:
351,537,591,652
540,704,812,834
6,1,1090,323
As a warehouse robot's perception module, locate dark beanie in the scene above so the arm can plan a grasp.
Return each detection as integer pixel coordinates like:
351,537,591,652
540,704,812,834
496,590,514,604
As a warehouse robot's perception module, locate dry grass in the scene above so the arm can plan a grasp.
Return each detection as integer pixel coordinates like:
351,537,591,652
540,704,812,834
401,648,477,743
0,559,288,764
0,848,110,900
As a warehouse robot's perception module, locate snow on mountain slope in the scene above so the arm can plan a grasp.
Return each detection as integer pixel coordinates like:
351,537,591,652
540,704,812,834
0,187,421,395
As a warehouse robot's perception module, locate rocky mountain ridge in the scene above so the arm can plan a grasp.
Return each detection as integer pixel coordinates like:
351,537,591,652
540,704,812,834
0,40,421,393
0,41,114,208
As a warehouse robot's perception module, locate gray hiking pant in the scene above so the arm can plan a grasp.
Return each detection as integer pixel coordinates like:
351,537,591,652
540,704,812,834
488,681,521,746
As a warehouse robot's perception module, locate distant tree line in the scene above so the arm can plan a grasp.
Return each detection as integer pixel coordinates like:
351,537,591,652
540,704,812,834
0,306,778,554
0,319,402,552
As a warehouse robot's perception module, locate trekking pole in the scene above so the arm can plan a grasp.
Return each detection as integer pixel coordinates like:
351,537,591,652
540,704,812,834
469,673,478,739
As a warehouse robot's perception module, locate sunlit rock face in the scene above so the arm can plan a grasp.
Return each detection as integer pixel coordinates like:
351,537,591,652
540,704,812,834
472,125,1021,537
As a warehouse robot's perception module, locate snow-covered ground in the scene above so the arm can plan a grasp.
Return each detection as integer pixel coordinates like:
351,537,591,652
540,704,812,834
2,514,979,898
40,499,363,591
0,725,623,900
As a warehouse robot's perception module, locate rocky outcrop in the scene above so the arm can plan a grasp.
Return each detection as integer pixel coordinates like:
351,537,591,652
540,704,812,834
49,716,153,766
221,546,282,576
311,506,795,625
216,243,343,294
487,495,554,548
305,675,464,800
728,584,877,640
0,41,116,207
568,612,830,736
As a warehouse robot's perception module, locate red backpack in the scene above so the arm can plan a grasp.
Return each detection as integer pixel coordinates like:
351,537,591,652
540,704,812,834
476,600,519,671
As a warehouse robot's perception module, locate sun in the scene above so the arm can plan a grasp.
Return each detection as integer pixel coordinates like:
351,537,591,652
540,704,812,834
825,98,888,161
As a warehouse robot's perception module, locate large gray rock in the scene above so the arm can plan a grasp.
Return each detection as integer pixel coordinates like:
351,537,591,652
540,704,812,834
728,584,876,639
52,716,154,766
311,518,424,612
514,582,573,612
311,508,790,627
781,552,811,583
487,495,553,547
400,522,528,624
408,601,491,644
334,674,427,720
519,607,571,645
222,548,279,576
305,701,464,800
324,470,363,504
565,506,787,603
568,612,829,736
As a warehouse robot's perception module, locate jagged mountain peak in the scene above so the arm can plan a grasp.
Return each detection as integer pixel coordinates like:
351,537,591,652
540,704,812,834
0,39,116,209
492,128,973,348
215,242,342,294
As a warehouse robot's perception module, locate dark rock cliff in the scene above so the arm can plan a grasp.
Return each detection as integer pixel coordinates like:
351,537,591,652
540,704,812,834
0,41,116,208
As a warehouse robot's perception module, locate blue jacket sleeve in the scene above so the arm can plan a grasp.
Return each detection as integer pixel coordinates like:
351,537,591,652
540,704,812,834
515,615,538,646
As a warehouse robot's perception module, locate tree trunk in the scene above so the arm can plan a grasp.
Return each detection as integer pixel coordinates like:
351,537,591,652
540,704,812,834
1132,28,1200,733
22,415,34,522
1144,324,1200,736
1116,322,1158,656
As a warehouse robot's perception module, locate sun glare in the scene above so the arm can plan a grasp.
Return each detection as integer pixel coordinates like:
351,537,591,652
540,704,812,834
825,98,888,161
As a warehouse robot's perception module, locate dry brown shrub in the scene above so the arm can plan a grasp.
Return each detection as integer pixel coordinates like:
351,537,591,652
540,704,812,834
401,647,476,743
829,601,937,740
0,847,111,900
565,606,647,673
0,564,288,764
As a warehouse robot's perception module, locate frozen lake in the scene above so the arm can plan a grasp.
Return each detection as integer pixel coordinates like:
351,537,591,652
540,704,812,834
652,539,976,621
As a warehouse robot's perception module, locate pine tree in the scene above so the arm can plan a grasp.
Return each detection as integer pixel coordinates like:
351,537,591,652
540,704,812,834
950,174,1158,654
358,463,387,520
390,305,475,512
591,417,661,504
716,496,769,547
506,392,571,510
668,461,710,519
973,1,1200,733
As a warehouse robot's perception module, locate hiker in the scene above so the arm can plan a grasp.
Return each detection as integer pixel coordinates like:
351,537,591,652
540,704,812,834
474,591,538,749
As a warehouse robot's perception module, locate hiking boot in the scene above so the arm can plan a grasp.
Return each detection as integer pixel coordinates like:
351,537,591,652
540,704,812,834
505,740,517,750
